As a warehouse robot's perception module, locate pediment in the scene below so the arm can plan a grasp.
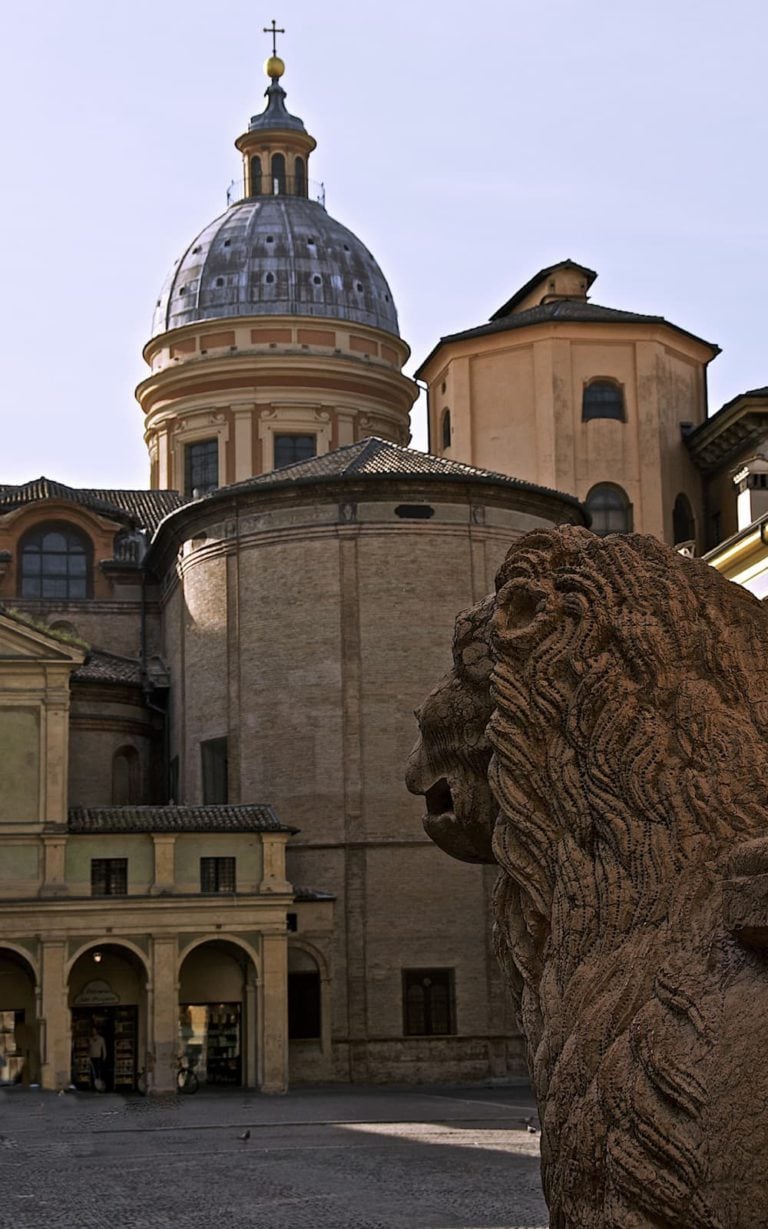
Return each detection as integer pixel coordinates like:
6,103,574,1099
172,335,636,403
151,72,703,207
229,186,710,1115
0,612,86,664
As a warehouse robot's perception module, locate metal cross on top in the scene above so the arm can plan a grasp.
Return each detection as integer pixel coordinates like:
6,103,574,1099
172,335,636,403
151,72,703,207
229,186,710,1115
263,19,285,57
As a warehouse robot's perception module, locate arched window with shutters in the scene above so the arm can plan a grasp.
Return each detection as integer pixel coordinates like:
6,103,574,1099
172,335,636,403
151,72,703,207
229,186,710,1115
294,157,305,196
673,493,695,546
585,483,632,536
271,153,286,195
441,408,451,450
112,746,140,805
249,155,262,196
19,523,92,599
582,379,625,422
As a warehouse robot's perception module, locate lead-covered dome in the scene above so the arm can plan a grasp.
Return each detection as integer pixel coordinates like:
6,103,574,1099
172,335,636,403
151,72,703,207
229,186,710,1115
152,196,400,338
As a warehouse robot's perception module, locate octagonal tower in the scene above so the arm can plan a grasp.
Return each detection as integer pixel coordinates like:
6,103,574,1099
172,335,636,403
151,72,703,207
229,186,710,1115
137,54,417,494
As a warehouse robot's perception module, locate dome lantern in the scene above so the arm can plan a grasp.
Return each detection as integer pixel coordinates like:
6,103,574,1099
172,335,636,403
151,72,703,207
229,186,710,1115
234,34,316,201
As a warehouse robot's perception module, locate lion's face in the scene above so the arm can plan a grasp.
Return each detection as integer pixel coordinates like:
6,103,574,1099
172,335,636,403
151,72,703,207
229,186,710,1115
406,595,497,864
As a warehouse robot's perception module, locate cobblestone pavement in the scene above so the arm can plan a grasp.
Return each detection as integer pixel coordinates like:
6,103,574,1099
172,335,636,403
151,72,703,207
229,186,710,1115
0,1082,548,1229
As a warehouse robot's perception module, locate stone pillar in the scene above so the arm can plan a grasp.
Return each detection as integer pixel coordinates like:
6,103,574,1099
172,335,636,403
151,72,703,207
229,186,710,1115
260,932,288,1093
233,406,255,481
150,936,178,1093
150,835,176,894
262,833,291,892
40,940,68,1090
244,966,258,1089
40,836,67,896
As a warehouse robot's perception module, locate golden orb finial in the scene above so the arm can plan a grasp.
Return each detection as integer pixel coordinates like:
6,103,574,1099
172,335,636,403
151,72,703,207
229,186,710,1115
265,53,285,80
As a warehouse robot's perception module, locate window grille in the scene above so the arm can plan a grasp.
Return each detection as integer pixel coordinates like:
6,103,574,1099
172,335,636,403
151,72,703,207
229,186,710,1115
200,857,236,894
91,859,128,897
20,524,91,600
585,484,632,536
582,380,625,422
273,434,317,469
184,439,219,496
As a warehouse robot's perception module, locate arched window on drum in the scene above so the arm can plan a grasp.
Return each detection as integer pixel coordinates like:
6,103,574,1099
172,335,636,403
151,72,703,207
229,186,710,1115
585,483,632,536
582,379,625,422
271,153,286,195
19,523,92,599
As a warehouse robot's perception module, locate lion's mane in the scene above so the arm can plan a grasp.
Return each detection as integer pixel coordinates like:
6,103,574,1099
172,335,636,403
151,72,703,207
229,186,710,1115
489,526,768,1227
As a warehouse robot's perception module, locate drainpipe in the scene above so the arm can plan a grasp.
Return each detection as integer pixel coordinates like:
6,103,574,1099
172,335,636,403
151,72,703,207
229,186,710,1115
139,542,171,803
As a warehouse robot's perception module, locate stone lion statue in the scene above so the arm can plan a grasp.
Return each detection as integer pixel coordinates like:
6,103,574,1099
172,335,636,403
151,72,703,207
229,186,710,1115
407,525,768,1228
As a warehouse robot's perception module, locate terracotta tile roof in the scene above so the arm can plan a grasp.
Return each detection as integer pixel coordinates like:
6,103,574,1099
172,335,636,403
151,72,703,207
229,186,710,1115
218,437,583,507
415,299,720,378
72,650,143,686
68,804,295,834
0,478,187,532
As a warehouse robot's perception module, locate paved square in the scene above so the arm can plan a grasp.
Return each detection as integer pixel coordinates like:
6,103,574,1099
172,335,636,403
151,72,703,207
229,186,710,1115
0,1082,547,1228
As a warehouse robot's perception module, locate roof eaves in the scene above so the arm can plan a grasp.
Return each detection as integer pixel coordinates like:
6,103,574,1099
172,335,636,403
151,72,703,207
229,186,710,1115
415,306,719,378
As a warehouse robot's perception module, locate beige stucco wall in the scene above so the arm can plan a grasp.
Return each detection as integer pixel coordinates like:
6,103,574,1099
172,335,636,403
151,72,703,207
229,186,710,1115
174,834,263,894
65,835,154,895
0,832,292,1092
139,315,417,489
0,615,84,828
425,323,712,548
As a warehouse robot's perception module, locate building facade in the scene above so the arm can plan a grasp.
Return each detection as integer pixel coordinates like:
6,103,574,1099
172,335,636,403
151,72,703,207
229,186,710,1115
416,261,768,555
0,54,586,1092
3,45,766,1095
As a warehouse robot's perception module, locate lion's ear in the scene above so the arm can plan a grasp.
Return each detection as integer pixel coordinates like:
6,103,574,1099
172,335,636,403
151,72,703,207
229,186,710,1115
724,837,768,949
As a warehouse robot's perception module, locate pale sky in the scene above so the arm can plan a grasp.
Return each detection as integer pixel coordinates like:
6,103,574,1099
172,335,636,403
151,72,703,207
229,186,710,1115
1,0,766,488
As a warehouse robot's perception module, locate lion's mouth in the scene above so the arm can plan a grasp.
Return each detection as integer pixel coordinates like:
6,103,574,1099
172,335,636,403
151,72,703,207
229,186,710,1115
425,777,455,819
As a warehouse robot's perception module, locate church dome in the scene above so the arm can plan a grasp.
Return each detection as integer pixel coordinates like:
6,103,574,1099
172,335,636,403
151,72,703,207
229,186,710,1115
151,196,400,339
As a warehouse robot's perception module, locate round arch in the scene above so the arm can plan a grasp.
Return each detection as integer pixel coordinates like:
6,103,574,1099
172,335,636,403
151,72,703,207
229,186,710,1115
582,377,626,422
0,943,39,984
288,938,330,983
0,947,40,1087
67,942,150,1094
178,938,260,1090
65,938,151,980
177,934,260,979
585,482,632,536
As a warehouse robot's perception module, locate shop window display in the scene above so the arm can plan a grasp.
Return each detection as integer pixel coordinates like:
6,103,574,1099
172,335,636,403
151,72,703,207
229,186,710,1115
71,1007,138,1091
179,1002,241,1085
0,1010,26,1084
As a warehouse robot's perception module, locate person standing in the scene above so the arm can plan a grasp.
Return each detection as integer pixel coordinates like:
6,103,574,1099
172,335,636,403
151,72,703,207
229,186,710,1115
88,1024,107,1091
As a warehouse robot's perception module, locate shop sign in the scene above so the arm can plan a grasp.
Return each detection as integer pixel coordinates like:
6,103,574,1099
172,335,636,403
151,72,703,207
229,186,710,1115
74,979,120,1006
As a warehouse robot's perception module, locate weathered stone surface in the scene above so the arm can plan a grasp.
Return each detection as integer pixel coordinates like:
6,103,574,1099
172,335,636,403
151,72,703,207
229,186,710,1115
408,525,768,1228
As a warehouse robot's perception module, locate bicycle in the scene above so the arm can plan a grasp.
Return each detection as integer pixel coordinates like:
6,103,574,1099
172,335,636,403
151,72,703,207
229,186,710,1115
177,1055,199,1094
